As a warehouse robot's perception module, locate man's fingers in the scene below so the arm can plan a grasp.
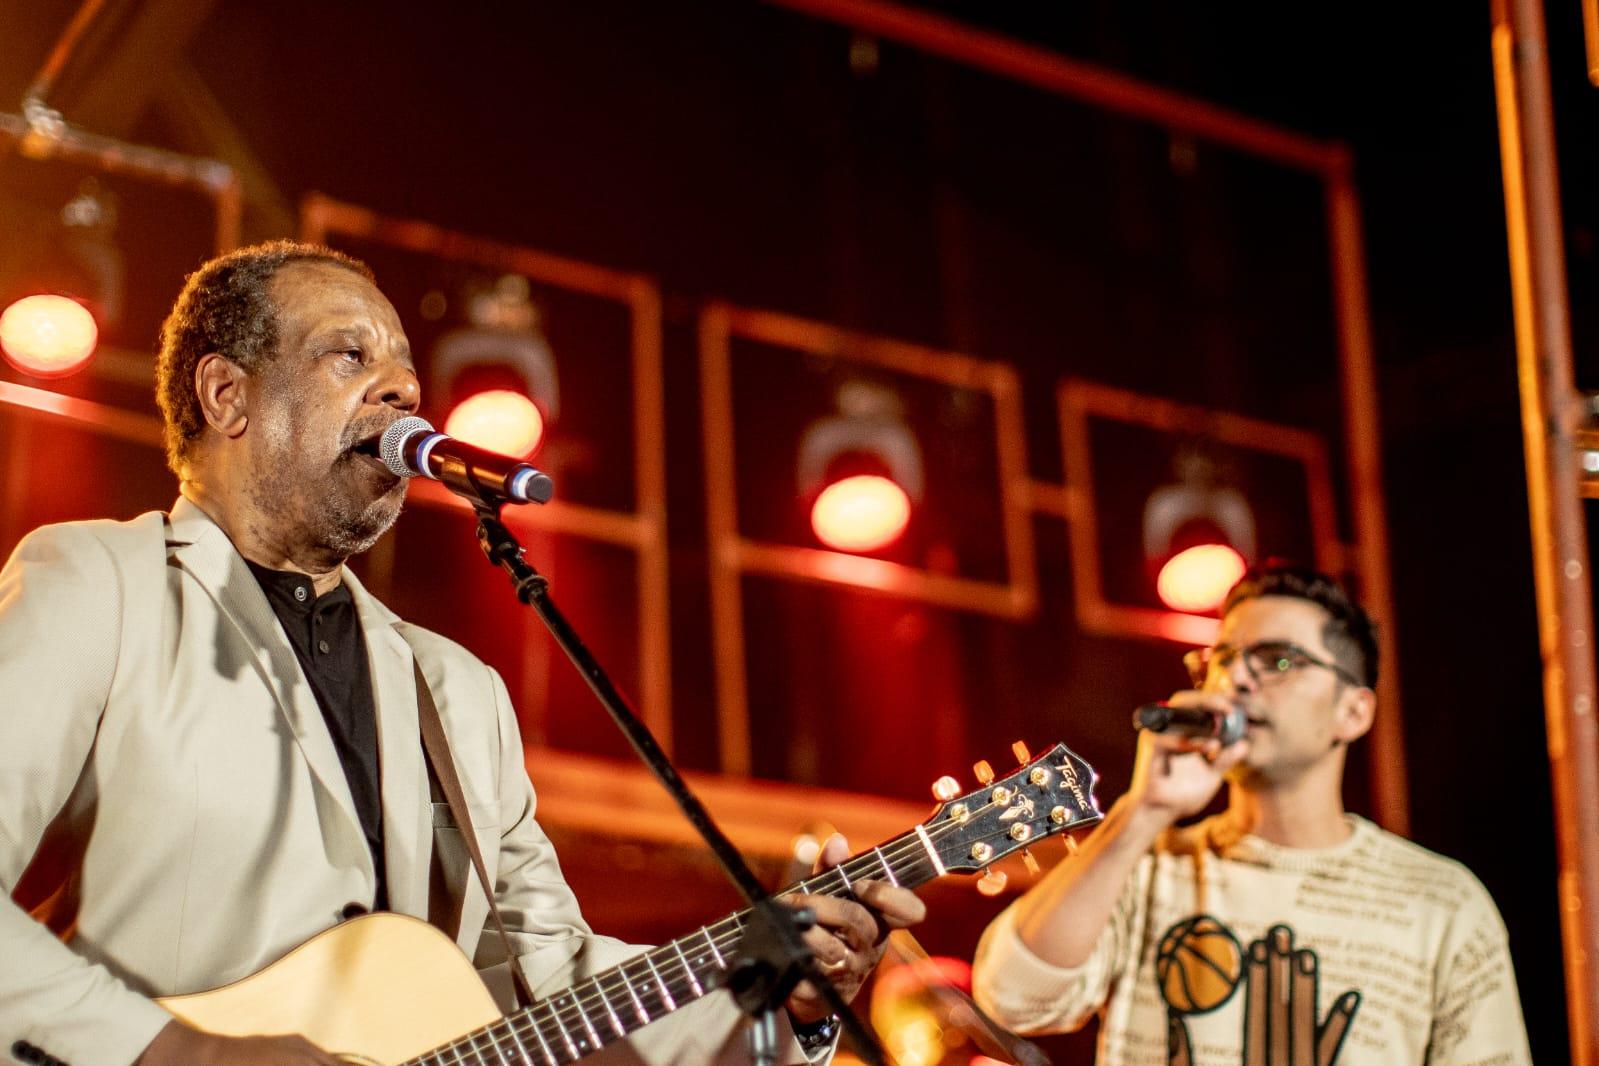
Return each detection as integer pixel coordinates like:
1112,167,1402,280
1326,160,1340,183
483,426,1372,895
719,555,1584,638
1211,739,1251,772
1163,689,1243,714
852,879,927,929
1144,730,1213,756
800,923,851,966
794,893,877,954
813,832,850,873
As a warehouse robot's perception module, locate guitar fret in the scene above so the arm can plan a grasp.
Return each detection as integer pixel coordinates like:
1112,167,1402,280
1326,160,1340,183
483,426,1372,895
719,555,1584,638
914,824,946,876
485,1021,523,1065
702,925,727,969
672,940,705,996
570,989,603,1050
836,864,852,892
618,963,651,1025
542,997,580,1061
873,845,900,886
502,1017,538,1066
595,974,626,1036
645,952,678,1010
519,1007,557,1065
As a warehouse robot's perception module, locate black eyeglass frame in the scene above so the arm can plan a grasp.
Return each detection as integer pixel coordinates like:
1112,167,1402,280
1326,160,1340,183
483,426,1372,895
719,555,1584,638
1183,639,1367,690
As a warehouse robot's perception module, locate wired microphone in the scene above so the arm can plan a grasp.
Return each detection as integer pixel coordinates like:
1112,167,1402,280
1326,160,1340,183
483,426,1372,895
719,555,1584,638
1132,702,1248,746
379,415,554,506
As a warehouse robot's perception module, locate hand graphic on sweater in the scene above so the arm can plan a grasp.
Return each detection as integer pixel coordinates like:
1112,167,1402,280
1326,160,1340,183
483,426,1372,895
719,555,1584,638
1167,924,1360,1066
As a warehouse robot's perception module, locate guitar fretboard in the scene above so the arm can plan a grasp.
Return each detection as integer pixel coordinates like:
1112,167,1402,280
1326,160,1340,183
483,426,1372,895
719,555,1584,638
401,828,943,1065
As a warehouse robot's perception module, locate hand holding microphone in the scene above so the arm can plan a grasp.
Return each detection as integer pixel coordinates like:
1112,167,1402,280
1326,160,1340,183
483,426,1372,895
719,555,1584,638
1126,694,1251,823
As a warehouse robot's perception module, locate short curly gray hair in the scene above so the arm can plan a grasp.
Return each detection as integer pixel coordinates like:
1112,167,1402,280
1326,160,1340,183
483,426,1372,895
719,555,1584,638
154,240,372,473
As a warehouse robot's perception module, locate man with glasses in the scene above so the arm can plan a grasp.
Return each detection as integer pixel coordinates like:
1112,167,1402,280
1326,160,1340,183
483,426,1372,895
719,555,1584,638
972,563,1529,1064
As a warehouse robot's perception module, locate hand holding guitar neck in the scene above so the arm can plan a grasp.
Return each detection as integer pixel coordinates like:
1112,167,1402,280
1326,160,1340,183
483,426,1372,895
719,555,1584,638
784,833,927,1024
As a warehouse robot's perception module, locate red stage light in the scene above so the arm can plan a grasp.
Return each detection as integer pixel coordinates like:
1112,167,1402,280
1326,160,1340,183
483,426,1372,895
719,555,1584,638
444,390,544,457
1157,543,1247,614
0,295,98,378
811,474,911,553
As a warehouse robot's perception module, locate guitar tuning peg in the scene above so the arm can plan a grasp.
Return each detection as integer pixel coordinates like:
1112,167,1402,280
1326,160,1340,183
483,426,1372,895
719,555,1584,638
976,867,1008,896
1022,848,1040,876
1064,835,1081,856
973,759,994,786
1011,740,1031,764
931,775,962,802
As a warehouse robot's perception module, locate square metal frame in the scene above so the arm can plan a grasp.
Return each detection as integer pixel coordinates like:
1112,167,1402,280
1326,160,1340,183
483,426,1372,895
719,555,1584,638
699,301,1039,775
1058,378,1340,646
301,194,673,751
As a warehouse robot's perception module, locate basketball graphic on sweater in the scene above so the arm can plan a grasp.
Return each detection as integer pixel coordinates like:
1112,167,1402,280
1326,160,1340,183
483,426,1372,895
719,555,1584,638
1155,915,1244,1015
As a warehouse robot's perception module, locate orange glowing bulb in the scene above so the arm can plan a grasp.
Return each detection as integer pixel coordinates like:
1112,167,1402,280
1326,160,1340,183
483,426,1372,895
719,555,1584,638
0,295,98,378
1157,543,1248,614
444,390,544,458
811,474,911,553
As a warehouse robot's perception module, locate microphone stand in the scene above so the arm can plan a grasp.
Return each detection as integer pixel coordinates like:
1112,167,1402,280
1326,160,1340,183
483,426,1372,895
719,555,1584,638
467,495,885,1065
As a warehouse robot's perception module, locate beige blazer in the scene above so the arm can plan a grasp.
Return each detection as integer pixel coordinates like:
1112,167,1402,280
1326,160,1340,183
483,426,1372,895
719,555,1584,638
0,500,798,1065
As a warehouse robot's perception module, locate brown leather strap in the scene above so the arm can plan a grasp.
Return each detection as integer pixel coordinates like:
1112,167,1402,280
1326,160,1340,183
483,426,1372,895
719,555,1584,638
413,660,537,1009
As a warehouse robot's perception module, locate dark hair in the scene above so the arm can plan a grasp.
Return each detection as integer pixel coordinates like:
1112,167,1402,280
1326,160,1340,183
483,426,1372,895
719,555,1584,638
1222,562,1380,688
154,239,372,473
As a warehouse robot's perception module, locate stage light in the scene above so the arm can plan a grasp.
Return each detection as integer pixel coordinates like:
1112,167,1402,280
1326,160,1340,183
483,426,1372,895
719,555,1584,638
1157,543,1247,613
431,274,557,457
811,475,912,552
1143,446,1255,617
0,295,98,377
798,382,923,555
445,389,544,457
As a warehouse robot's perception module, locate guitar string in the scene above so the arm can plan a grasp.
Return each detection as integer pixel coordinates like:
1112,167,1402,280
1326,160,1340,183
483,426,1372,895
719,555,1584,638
436,783,1092,1065
411,802,1008,1066
441,784,1091,1066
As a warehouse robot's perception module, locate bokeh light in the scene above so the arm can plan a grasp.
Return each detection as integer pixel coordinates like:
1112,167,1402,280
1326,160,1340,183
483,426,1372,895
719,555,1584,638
1157,543,1247,614
811,474,912,553
444,389,544,457
0,295,98,378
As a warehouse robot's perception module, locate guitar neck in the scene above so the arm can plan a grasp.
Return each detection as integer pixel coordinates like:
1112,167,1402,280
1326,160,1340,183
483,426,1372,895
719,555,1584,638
404,827,943,1065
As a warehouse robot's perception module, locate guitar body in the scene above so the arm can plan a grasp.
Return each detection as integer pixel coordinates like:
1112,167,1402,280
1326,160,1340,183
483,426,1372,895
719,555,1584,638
157,912,501,1065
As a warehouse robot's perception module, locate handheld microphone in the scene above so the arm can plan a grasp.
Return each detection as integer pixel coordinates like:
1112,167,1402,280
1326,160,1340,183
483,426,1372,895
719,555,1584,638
379,415,554,506
1133,702,1248,746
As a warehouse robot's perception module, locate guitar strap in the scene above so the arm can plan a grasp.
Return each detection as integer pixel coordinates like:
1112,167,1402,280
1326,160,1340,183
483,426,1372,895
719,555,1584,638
413,659,538,1009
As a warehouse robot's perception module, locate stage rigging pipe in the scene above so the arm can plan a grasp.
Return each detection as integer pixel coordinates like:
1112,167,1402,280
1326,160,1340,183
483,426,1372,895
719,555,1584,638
6,0,242,252
19,0,116,131
0,112,241,253
1491,0,1599,1060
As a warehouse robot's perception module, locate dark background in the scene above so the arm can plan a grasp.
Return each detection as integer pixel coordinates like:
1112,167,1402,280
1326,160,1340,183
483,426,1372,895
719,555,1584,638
0,1,1580,1059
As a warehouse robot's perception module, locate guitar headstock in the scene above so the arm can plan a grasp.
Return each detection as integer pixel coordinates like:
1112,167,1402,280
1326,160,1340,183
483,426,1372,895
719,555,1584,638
923,742,1102,879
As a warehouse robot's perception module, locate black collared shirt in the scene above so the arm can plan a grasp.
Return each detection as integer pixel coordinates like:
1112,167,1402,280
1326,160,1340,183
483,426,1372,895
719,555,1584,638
245,561,388,911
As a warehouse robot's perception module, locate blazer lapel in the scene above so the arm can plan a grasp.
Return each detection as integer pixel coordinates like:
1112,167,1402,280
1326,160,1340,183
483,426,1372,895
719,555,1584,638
343,568,431,922
165,499,372,885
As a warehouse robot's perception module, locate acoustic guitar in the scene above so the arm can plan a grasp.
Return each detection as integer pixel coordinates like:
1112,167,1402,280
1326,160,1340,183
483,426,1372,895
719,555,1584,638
158,742,1102,1064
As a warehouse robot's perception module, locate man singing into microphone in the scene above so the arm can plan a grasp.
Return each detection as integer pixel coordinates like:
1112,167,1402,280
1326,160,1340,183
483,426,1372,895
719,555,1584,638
972,564,1530,1064
0,241,923,1064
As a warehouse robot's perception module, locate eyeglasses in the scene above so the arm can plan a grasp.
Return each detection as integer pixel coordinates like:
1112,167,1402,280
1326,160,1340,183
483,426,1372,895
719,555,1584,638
1183,640,1365,690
